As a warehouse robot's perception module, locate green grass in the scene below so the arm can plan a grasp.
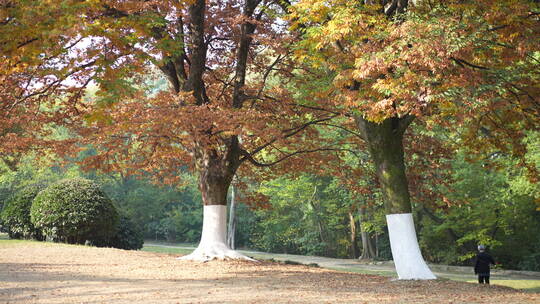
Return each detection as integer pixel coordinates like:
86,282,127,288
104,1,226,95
0,239,33,247
0,238,44,247
141,245,193,255
327,266,396,277
0,238,73,248
144,240,197,247
467,279,540,293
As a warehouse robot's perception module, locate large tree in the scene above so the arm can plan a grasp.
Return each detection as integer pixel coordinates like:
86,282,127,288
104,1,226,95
290,0,539,279
1,0,335,260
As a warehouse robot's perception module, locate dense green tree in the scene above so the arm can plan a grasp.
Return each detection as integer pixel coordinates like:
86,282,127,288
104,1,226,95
95,172,203,242
31,178,119,244
419,132,540,270
0,185,45,240
252,175,354,258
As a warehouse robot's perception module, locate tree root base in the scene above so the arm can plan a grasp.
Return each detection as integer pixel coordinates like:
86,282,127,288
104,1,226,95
177,244,257,262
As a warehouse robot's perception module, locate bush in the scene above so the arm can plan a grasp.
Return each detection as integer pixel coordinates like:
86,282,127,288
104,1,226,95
30,178,118,244
1,185,45,240
94,215,144,250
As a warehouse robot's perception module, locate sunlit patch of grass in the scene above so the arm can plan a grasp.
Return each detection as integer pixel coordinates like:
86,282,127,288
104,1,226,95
467,279,540,293
0,238,38,247
143,240,197,247
141,245,194,255
327,266,396,277
0,238,63,248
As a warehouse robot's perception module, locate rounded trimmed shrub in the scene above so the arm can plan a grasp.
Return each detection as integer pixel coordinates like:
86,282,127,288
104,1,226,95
30,178,118,244
1,185,45,240
93,215,144,250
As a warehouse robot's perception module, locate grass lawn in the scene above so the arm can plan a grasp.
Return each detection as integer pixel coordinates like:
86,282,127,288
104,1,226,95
327,266,396,277
466,279,540,293
0,238,60,247
141,245,194,255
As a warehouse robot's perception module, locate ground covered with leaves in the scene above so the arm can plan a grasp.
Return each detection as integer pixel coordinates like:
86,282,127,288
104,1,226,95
1,241,538,304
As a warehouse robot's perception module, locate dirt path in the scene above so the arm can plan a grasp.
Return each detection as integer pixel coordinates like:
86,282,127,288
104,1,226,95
1,242,539,304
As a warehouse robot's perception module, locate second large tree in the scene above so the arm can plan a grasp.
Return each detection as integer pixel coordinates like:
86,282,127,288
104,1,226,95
291,0,539,279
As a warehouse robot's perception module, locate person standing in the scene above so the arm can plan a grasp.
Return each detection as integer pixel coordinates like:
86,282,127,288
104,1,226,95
474,245,496,284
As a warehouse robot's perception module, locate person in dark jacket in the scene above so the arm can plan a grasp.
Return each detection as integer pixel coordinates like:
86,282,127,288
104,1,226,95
474,245,496,284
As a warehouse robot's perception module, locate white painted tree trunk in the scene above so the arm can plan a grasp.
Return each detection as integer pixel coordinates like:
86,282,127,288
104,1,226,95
386,213,436,280
178,205,254,261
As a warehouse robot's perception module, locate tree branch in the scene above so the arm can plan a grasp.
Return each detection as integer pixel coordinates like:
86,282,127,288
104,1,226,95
397,114,415,135
450,57,489,70
319,122,365,140
240,147,348,167
183,0,208,105
245,114,338,159
232,0,264,108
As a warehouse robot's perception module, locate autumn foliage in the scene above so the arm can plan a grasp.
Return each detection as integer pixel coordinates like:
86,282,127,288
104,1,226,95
291,0,539,152
287,0,539,214
2,0,340,210
1,1,539,211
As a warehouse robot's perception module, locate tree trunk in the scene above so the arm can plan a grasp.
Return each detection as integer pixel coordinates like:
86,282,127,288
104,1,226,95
227,182,237,250
348,211,360,258
356,116,435,279
179,151,253,261
358,206,376,260
375,233,379,258
308,186,324,241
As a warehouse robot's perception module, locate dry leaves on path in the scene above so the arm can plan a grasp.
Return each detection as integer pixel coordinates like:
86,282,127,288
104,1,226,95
1,243,538,304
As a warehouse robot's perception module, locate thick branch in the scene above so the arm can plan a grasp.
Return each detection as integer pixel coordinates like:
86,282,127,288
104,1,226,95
159,62,181,93
232,0,263,108
183,0,208,105
397,114,415,135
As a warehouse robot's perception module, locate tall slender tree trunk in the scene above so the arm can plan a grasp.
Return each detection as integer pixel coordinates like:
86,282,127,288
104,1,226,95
227,182,237,250
356,116,435,279
308,186,327,244
358,206,376,260
375,233,379,258
348,211,360,258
